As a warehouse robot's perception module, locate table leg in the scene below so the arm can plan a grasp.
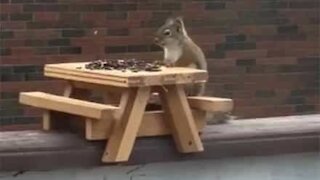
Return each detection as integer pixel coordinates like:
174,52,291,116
42,110,51,130
102,87,151,162
42,84,74,130
42,83,90,131
159,84,204,153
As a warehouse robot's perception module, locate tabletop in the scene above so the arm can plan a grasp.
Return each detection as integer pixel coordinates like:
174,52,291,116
44,62,208,87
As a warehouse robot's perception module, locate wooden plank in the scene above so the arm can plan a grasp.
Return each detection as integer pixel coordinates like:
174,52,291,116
19,92,119,120
71,81,125,93
148,93,233,112
138,110,206,137
45,67,129,84
46,69,207,87
45,63,208,87
187,96,233,112
45,71,128,87
160,84,204,153
102,87,151,162
85,110,206,140
46,62,207,78
43,110,51,131
63,83,73,97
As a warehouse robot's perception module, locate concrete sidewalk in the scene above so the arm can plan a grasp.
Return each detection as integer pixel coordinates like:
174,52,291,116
1,152,319,180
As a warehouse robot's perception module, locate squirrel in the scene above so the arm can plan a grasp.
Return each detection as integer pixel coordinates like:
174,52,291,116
154,16,207,96
153,16,234,124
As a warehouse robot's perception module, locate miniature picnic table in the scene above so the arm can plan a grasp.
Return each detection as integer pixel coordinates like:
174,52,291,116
20,62,233,163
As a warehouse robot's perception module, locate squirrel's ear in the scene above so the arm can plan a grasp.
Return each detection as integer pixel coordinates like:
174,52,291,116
175,17,184,32
175,17,184,25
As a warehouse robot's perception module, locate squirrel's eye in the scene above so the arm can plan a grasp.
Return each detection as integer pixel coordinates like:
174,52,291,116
163,29,171,36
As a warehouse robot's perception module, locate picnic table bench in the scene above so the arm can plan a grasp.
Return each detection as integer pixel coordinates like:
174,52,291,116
19,62,233,163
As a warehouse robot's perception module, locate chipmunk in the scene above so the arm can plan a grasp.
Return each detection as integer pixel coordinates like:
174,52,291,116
154,16,207,96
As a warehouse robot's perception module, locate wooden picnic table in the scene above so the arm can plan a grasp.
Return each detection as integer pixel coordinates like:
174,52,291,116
19,62,233,163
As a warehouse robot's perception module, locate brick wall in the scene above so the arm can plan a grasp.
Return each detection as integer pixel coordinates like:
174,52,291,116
0,0,319,126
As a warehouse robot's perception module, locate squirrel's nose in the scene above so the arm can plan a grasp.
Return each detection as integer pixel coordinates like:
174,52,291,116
154,37,159,44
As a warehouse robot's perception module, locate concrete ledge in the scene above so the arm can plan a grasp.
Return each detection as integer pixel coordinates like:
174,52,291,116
0,114,319,171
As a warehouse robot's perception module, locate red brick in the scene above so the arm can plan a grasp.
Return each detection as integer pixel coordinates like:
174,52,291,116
233,98,252,106
237,26,258,35
258,41,319,49
244,73,306,83
0,4,22,13
256,25,277,35
82,12,105,22
11,31,28,39
104,36,149,45
209,75,242,83
37,30,61,39
192,35,219,44
45,55,91,62
209,66,246,75
254,98,283,106
287,15,312,24
256,41,278,49
1,22,25,29
129,28,154,36
0,57,20,65
226,49,268,58
273,39,320,49
1,80,66,93
256,82,297,90
279,10,319,19
286,41,318,49
83,28,106,37
128,11,152,20
227,0,258,9
257,57,297,65
2,40,25,47
59,13,81,22
300,25,319,35
284,48,320,56
71,38,105,46
23,107,42,117
209,58,236,66
0,56,46,65
106,51,162,60
81,45,105,55
76,0,115,3
183,2,204,11
34,12,58,21
267,49,285,57
138,3,161,10
305,96,320,104
189,27,214,35
11,47,34,56
231,91,253,99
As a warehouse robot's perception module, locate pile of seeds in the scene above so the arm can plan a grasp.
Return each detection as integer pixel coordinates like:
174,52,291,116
84,59,163,72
